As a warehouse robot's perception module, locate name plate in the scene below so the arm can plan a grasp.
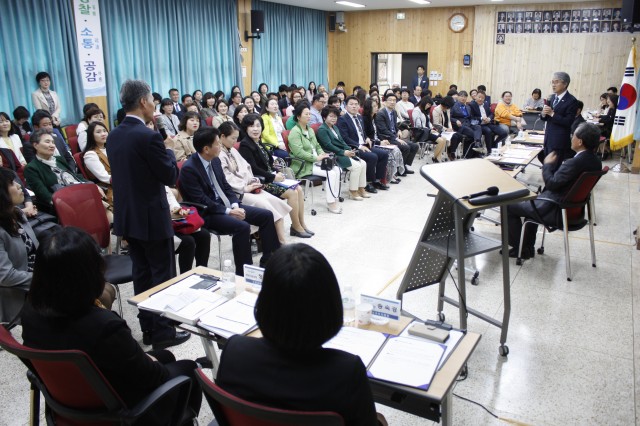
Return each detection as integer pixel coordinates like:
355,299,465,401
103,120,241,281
243,265,264,290
360,294,401,320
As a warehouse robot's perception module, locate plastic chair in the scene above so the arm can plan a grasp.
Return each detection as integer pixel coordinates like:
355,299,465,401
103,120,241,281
490,103,497,114
52,184,133,315
281,116,290,128
310,123,321,134
206,117,214,127
195,369,344,426
62,124,78,141
517,166,609,281
0,326,193,426
73,152,90,180
67,136,80,154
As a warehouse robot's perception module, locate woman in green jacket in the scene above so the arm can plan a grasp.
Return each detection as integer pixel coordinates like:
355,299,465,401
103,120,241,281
288,103,343,214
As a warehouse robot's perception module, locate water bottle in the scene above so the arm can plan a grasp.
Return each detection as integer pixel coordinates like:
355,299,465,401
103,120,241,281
341,286,356,325
221,259,235,284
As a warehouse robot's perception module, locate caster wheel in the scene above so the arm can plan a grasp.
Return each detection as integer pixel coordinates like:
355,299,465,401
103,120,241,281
311,209,317,216
437,312,445,322
499,345,509,356
470,226,475,232
567,277,572,282
592,263,596,267
471,276,479,286
339,197,344,202
459,364,468,379
516,258,522,266
537,247,544,255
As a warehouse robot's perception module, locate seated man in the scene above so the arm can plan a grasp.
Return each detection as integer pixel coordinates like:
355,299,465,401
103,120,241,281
409,86,422,106
179,127,280,276
450,91,483,156
337,96,390,189
374,93,418,173
507,123,602,259
570,100,586,136
469,91,508,151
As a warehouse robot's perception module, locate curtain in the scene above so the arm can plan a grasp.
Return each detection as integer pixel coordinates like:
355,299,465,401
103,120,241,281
100,0,242,120
252,0,328,92
0,0,85,125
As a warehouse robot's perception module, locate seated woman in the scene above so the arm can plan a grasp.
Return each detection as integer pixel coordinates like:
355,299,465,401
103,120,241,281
242,96,257,114
306,81,317,103
83,122,114,214
216,243,385,426
228,92,243,117
200,92,218,123
523,88,544,111
362,99,405,181
21,227,201,423
412,97,448,163
598,94,617,139
77,105,105,151
0,112,27,167
173,111,200,161
233,104,249,135
157,98,180,137
212,100,234,128
250,91,263,114
261,99,290,159
285,91,303,117
316,106,369,201
287,103,343,214
594,93,609,118
192,89,203,112
217,122,292,244
0,168,37,326
495,91,524,133
235,118,312,236
11,106,32,141
24,129,90,214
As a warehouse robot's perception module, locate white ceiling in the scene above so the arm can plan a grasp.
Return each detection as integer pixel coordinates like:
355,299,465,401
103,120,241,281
262,0,601,12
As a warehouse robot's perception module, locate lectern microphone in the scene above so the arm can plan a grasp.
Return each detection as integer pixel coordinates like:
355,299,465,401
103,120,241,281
463,186,499,199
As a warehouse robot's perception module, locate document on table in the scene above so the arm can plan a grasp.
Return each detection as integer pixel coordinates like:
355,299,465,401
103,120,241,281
399,322,464,370
138,287,227,325
198,291,258,338
323,327,387,367
367,336,445,390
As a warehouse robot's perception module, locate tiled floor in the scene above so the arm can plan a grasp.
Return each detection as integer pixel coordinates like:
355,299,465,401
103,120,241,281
0,153,638,425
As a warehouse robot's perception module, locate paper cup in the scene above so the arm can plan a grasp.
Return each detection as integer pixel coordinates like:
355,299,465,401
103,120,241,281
356,303,373,325
220,281,236,299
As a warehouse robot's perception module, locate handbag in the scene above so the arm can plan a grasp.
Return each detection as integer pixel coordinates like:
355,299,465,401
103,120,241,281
171,207,205,234
320,155,336,171
27,212,60,239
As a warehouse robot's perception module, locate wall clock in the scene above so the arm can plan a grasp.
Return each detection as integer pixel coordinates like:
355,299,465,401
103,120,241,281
449,13,467,33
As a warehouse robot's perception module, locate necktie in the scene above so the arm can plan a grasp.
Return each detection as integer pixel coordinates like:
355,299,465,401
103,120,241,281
552,97,559,108
461,105,468,117
388,110,396,133
208,163,231,208
352,115,365,142
175,103,181,112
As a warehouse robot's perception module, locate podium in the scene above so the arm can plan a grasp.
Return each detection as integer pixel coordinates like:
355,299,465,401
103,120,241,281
397,159,536,355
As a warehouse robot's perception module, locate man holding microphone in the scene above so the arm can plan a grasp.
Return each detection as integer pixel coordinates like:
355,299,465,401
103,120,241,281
540,72,578,170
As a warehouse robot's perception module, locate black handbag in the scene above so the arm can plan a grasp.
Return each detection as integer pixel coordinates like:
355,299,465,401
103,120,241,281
27,212,60,240
320,156,336,171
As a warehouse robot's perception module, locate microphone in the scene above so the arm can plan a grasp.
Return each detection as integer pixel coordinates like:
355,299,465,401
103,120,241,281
545,95,554,108
463,186,499,199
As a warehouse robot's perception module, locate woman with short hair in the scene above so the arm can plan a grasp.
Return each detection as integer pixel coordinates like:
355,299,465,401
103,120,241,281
157,98,180,137
260,99,290,159
77,106,105,151
173,111,200,161
524,88,544,110
200,92,218,123
216,243,384,426
228,92,243,117
211,100,233,129
31,71,61,127
495,91,524,133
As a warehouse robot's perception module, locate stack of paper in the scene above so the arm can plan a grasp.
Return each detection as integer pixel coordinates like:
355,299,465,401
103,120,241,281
198,292,258,338
323,327,387,367
138,287,227,325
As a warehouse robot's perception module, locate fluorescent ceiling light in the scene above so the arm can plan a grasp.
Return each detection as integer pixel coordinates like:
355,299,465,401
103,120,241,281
335,1,365,7
490,0,504,2
409,0,431,4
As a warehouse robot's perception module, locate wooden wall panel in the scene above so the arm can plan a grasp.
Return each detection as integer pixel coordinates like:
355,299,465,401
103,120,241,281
329,1,628,108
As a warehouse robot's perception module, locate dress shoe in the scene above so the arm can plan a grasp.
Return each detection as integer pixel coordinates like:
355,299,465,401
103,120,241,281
303,228,315,235
432,157,439,163
290,227,312,238
373,181,389,190
390,178,400,184
327,205,343,214
358,188,371,198
349,191,364,201
507,247,535,260
364,184,378,194
152,330,191,350
404,167,415,174
142,331,152,346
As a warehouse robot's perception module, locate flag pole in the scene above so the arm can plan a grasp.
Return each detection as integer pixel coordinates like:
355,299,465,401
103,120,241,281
614,37,636,173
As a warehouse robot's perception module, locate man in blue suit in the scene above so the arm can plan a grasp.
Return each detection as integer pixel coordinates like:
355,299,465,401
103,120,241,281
107,80,189,350
337,96,390,191
179,127,280,276
411,65,429,91
541,72,578,169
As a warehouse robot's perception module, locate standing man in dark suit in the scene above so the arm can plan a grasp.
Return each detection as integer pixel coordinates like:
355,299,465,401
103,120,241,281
411,65,429,91
337,96,390,191
108,80,189,350
179,127,280,276
507,123,602,258
375,93,419,172
541,72,578,169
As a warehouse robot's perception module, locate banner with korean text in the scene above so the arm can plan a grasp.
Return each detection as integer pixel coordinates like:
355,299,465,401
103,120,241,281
73,0,107,98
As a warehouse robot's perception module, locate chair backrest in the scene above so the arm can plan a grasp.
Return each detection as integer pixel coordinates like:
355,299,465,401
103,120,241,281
0,326,126,415
561,165,609,221
52,184,111,248
195,369,344,426
310,123,321,134
429,105,436,122
63,124,78,140
407,109,415,127
281,130,291,152
281,108,288,117
282,116,289,127
490,103,497,114
206,116,214,127
73,152,90,180
67,136,80,154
